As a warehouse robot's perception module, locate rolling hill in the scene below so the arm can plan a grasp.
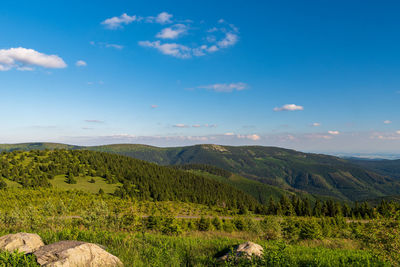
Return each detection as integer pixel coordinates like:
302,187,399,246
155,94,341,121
2,142,400,201
348,158,400,179
0,149,262,212
87,144,400,201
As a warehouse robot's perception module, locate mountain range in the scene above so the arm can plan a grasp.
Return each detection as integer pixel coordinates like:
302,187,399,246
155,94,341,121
1,142,400,202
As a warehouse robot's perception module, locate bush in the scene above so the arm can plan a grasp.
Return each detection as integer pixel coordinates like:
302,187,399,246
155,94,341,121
197,217,211,231
261,216,282,240
0,179,7,189
211,217,223,230
299,219,323,240
0,250,39,266
232,217,246,231
222,220,235,233
161,217,182,235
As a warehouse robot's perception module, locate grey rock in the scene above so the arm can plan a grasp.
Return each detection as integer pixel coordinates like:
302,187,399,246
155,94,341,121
219,241,263,261
34,240,123,267
0,232,44,254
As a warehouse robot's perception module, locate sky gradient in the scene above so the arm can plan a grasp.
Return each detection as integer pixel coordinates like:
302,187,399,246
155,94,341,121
1,0,400,153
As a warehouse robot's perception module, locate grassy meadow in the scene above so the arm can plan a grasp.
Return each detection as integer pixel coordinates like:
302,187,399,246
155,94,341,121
0,188,398,266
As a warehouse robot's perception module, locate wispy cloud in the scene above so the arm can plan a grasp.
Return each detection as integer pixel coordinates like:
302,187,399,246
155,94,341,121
223,132,260,141
102,12,173,29
328,130,340,135
0,47,66,71
384,120,392,124
153,12,173,24
138,17,239,58
139,41,191,59
217,32,238,48
311,122,321,127
198,82,248,93
274,104,304,111
371,131,400,140
105,44,124,50
75,60,87,67
102,13,138,29
151,105,158,109
238,134,260,141
173,124,190,128
156,24,187,39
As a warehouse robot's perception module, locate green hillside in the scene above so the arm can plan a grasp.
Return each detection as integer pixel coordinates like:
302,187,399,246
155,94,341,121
0,142,81,151
173,164,315,204
349,158,400,179
0,149,262,212
88,144,400,201
2,142,400,201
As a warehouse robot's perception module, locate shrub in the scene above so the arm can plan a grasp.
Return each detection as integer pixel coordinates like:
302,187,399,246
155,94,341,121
197,217,211,231
0,250,39,266
161,217,182,235
299,219,323,240
0,179,7,189
211,217,223,230
232,217,246,231
261,216,282,240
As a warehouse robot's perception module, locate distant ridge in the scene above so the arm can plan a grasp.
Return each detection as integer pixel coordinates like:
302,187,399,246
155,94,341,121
2,142,400,201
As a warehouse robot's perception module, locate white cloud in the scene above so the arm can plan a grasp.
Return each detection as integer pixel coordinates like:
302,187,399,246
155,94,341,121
137,17,239,58
274,104,304,112
207,45,219,52
85,120,104,123
305,133,332,140
224,132,235,136
138,41,191,59
192,124,201,128
102,13,137,29
155,12,173,24
198,82,248,93
0,47,66,71
156,24,187,39
75,60,87,67
328,130,340,135
312,122,321,127
105,44,124,50
384,120,392,124
217,33,238,48
173,124,189,128
397,130,400,135
151,105,158,109
238,134,260,141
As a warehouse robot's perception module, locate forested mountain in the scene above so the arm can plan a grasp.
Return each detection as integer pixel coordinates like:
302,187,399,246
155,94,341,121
348,158,400,179
86,144,400,201
0,142,81,151
0,149,262,212
2,143,400,201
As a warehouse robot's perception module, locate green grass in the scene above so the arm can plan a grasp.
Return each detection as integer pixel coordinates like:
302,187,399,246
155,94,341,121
0,250,38,266
0,229,388,267
0,188,396,266
3,179,22,189
49,175,121,194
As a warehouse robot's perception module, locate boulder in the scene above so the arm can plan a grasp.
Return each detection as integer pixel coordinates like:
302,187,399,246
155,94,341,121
0,232,44,253
219,241,263,261
33,240,123,267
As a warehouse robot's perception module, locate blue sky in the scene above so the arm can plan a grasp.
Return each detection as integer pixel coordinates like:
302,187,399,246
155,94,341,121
1,0,400,153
